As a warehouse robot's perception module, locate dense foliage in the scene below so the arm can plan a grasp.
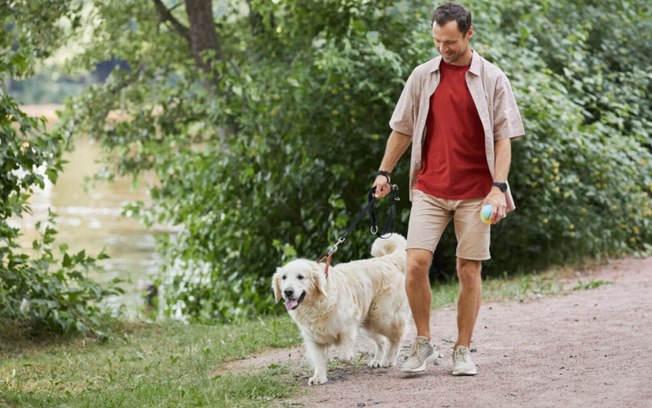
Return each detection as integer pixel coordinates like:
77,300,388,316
1,1,120,334
44,0,652,322
440,0,652,272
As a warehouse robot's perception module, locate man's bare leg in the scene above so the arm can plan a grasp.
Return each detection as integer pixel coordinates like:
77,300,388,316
455,257,482,347
406,248,434,339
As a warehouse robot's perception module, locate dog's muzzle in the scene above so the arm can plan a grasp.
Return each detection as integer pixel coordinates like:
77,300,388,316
284,290,306,311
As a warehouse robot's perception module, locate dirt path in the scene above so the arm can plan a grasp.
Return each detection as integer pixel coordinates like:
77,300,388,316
230,257,652,408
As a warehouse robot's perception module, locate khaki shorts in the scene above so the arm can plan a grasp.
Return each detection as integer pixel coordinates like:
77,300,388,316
407,189,491,260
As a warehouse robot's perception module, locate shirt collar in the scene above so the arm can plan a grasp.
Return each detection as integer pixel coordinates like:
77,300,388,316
427,49,480,75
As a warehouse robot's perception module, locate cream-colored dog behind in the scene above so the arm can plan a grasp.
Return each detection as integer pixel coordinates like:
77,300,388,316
272,234,409,385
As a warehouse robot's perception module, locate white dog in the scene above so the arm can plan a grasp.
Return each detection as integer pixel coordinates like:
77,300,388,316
272,234,409,385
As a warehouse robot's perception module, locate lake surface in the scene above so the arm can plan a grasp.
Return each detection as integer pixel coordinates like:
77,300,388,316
14,110,160,318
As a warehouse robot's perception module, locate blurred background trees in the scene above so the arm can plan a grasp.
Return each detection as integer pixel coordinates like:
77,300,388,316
3,0,651,326
1,0,121,334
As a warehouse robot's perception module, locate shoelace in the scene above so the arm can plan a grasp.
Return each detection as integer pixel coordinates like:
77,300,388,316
454,347,469,362
409,341,421,357
410,340,431,358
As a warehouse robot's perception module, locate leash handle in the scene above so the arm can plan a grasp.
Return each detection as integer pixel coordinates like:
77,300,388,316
322,184,399,251
368,184,399,238
316,184,400,275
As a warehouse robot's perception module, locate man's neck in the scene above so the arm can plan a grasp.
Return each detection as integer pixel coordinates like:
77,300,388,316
451,49,473,66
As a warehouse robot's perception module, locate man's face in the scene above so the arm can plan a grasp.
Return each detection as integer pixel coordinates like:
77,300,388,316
432,20,473,65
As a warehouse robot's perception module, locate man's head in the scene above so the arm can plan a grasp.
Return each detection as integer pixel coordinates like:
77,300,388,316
431,3,474,65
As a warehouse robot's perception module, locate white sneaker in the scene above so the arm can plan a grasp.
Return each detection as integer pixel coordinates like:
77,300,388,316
452,345,477,376
401,336,441,373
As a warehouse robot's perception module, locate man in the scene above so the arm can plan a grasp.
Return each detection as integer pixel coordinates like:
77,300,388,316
372,3,524,376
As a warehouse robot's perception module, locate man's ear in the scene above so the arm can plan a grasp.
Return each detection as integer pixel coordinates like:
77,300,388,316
272,270,282,303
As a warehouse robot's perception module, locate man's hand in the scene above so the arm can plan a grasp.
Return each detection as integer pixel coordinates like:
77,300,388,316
482,188,507,224
372,175,392,198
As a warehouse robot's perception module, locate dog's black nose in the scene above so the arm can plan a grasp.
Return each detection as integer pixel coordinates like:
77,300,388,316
284,289,294,298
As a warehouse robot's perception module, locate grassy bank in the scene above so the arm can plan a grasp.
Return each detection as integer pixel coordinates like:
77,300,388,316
0,267,598,407
0,317,302,407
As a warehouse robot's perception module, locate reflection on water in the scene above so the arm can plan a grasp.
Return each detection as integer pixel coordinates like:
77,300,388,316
14,135,159,319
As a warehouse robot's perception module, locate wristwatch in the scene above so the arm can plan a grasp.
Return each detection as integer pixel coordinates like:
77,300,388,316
492,182,508,193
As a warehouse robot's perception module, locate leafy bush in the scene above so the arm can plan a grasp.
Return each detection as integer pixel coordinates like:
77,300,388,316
473,0,652,271
56,0,651,323
0,92,121,334
1,2,121,334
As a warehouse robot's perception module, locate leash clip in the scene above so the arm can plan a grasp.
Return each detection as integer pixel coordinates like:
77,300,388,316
328,236,346,255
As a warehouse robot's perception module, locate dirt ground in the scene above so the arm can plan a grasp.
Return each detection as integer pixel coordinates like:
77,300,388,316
227,256,652,408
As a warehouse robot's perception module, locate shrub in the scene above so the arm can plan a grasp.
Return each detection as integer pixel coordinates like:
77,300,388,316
56,0,651,323
1,3,121,334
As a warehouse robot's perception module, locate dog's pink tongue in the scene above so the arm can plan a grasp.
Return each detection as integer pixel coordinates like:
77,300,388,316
285,299,298,311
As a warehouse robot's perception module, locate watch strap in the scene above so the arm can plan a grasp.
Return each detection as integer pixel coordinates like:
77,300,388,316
492,181,508,192
377,170,391,183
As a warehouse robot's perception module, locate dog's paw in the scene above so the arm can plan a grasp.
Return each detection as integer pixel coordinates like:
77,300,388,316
368,360,381,368
380,359,394,368
308,375,328,385
368,360,391,368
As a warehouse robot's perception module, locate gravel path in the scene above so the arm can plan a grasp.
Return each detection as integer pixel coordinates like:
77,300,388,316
230,256,652,408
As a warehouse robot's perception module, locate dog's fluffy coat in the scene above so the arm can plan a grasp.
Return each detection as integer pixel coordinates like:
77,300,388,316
272,234,409,385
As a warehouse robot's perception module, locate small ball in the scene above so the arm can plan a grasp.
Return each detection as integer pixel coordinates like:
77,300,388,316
480,204,493,224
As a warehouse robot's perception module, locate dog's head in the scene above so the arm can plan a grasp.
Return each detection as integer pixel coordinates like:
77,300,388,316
272,259,327,311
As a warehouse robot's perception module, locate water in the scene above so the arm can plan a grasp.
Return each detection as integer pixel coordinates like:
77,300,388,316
14,131,160,319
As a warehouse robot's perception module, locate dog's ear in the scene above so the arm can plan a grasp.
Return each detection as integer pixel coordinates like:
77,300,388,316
272,269,282,303
310,263,328,298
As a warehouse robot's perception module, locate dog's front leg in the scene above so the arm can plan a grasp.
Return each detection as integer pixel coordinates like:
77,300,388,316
336,329,358,363
305,340,328,385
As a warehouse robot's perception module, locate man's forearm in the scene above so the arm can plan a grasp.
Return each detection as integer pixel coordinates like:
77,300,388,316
378,130,412,173
493,138,512,182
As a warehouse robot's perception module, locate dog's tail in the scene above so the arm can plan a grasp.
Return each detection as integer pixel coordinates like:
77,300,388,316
370,233,407,258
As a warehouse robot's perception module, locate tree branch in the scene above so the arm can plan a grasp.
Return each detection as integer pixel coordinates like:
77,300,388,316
246,0,275,35
152,0,190,42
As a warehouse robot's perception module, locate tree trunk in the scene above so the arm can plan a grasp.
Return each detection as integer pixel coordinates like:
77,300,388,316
184,0,222,86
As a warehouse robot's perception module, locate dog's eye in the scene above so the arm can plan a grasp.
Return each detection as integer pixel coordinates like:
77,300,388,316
282,275,287,280
297,274,304,280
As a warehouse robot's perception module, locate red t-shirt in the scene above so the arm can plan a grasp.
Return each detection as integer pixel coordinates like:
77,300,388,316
415,60,492,199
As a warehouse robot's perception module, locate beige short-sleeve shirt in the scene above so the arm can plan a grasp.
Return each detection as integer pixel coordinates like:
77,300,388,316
389,50,525,211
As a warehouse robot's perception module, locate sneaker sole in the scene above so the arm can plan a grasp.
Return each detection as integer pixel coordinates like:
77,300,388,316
452,368,478,376
401,352,442,373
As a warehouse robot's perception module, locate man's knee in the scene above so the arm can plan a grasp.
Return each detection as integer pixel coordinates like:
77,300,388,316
406,249,432,280
457,258,482,288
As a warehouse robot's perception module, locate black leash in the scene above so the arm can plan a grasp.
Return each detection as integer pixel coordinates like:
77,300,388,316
318,184,400,277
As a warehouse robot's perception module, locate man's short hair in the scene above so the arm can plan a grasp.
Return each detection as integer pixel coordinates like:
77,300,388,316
432,3,472,34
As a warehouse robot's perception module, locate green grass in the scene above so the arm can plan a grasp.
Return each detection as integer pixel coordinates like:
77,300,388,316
0,269,610,407
0,317,302,408
431,269,567,309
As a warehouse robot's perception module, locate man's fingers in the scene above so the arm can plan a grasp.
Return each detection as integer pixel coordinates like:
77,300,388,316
373,183,390,198
492,209,507,223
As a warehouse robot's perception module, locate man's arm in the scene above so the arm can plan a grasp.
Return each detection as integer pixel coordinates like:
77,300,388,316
493,137,512,185
484,137,511,221
373,130,412,198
